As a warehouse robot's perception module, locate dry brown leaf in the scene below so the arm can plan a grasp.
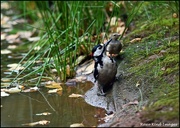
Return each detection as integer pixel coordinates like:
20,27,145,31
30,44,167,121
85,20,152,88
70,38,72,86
130,38,142,43
45,82,63,89
22,120,50,126
70,123,84,127
1,49,12,54
69,93,83,98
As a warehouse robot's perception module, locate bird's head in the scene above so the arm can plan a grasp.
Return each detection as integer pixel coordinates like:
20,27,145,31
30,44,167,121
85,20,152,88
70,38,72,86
110,33,120,40
91,44,105,58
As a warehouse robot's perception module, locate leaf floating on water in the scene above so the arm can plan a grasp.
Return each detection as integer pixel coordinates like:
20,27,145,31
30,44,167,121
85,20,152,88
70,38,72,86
1,92,10,97
1,49,12,54
45,82,63,90
69,93,83,98
48,88,62,94
35,112,52,116
5,87,21,93
22,120,50,126
22,86,39,93
70,123,84,127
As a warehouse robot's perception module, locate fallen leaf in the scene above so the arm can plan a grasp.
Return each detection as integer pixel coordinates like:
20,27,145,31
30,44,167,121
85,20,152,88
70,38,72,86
28,36,40,42
5,87,21,93
18,31,32,39
161,67,166,71
22,120,50,126
35,112,52,116
1,49,12,54
7,63,24,72
122,100,139,108
1,33,6,40
7,45,17,49
7,63,20,68
130,38,141,43
70,123,84,127
48,88,62,93
1,92,10,97
6,33,19,42
22,122,39,126
1,83,10,87
136,81,140,87
75,55,86,65
1,2,10,9
1,78,11,82
22,86,39,93
69,93,83,98
75,76,87,82
38,120,50,125
45,82,63,89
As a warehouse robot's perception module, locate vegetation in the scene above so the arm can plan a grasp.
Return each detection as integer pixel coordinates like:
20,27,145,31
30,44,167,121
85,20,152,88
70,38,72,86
2,1,179,125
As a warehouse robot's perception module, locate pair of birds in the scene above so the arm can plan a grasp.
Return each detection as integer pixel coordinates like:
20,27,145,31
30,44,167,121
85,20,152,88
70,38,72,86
91,33,122,96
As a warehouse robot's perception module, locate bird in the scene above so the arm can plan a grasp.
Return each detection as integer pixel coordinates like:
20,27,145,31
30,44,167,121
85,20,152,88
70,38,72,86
106,33,122,57
91,40,117,96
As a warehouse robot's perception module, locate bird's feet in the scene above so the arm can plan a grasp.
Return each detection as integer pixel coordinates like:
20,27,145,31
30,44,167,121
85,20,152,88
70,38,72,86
97,88,106,96
97,91,106,96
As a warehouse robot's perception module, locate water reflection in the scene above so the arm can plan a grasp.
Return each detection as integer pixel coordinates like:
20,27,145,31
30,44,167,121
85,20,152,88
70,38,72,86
1,82,104,127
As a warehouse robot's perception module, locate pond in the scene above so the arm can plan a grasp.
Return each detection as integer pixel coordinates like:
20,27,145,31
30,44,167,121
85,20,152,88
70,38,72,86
1,4,106,127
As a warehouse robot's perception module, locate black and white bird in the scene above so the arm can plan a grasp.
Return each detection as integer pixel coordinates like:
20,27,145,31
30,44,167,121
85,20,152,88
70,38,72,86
91,40,117,96
106,33,122,57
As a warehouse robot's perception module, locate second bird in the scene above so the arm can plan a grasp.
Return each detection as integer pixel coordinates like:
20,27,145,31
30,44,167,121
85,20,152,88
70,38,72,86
106,33,122,57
